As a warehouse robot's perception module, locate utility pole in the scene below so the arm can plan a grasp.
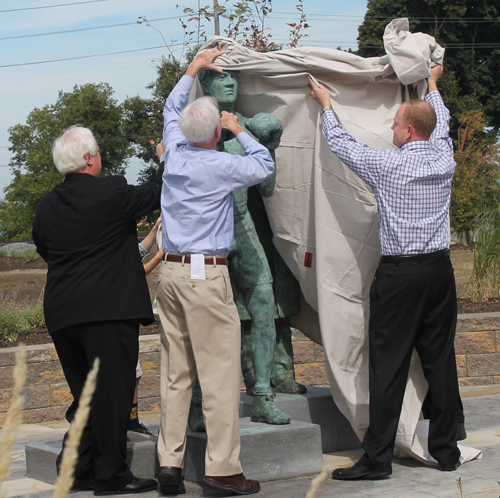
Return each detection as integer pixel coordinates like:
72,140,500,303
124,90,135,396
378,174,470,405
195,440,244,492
214,0,220,35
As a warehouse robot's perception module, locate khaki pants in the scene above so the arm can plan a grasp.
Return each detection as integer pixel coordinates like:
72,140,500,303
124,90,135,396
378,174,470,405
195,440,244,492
156,260,243,476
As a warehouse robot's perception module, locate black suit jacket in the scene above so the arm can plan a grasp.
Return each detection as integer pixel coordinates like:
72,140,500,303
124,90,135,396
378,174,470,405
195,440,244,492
33,166,163,334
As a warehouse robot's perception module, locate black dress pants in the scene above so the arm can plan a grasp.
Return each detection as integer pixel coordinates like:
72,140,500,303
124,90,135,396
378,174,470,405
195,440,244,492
360,251,461,472
51,320,139,493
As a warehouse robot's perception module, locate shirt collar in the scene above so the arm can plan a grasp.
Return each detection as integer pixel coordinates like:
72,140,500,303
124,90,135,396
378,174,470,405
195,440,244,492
400,140,430,152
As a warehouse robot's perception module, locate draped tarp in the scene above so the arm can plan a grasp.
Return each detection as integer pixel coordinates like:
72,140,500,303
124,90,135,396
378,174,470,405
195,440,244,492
194,19,480,464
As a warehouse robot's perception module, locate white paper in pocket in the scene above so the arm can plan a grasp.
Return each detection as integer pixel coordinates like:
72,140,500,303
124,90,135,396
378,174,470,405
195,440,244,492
190,254,206,280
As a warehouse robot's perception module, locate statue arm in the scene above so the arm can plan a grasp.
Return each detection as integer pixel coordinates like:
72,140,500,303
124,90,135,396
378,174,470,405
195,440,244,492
245,113,283,152
256,150,276,198
246,114,282,198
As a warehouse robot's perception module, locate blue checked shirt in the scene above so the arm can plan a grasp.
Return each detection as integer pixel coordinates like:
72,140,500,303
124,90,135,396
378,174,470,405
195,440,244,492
321,91,456,256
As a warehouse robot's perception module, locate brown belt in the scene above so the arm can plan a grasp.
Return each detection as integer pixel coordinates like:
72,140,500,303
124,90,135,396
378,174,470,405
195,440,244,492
165,254,228,265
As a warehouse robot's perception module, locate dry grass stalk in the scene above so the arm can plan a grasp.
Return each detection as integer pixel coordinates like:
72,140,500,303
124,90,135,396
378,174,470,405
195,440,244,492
457,476,465,498
53,358,100,498
305,464,334,498
0,345,27,498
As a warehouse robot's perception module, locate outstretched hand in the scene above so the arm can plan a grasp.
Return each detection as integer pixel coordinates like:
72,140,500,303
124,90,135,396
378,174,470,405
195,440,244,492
307,75,331,108
186,48,226,77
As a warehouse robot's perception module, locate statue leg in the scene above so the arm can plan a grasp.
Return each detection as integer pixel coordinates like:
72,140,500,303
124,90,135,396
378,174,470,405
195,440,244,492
244,283,291,425
241,320,255,394
271,318,307,394
188,378,205,432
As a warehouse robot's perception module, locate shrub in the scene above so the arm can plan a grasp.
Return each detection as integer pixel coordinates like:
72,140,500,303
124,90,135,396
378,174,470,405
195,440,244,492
0,246,39,262
23,247,40,264
0,287,45,342
467,206,500,301
0,301,23,342
23,302,46,329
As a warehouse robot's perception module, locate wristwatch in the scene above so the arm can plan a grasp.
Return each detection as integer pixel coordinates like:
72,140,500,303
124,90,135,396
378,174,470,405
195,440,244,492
321,105,333,115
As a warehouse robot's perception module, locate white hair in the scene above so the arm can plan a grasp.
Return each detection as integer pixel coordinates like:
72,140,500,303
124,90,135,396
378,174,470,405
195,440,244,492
52,125,98,175
178,96,220,144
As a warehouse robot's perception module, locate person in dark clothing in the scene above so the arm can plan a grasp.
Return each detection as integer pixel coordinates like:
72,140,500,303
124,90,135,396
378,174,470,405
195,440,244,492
33,125,162,496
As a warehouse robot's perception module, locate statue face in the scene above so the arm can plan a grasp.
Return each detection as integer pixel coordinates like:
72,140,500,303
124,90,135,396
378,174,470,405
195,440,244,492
206,71,239,105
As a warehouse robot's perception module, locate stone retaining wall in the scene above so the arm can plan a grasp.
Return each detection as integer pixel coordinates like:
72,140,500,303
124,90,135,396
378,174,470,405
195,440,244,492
455,313,500,386
1,312,499,424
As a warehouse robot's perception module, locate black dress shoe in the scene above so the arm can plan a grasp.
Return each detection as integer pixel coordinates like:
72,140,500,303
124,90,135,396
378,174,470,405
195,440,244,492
71,478,94,491
332,461,391,480
94,477,158,496
158,466,185,495
129,423,154,436
439,462,461,472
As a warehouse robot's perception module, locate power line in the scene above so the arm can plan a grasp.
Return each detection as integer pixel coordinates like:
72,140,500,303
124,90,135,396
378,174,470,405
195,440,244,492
2,10,499,42
271,12,500,22
0,44,184,69
0,0,110,14
0,15,190,41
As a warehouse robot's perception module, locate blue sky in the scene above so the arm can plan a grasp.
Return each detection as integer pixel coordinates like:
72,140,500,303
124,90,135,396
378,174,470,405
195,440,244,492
0,0,369,195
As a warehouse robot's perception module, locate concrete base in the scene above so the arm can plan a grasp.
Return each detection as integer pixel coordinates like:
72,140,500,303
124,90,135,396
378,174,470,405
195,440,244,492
25,430,160,485
25,418,323,485
183,418,323,482
239,386,361,452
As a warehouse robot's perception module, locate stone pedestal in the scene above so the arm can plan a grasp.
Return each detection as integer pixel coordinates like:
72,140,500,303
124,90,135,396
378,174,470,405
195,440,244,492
25,430,160,485
240,386,361,452
25,418,323,485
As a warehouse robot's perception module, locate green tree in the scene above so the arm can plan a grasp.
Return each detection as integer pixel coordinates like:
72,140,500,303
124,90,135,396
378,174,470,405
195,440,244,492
356,0,500,133
128,0,310,185
0,83,133,240
450,110,500,243
122,55,190,185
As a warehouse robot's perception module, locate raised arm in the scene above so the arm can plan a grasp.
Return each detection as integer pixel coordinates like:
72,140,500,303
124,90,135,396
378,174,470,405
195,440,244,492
425,65,454,157
163,49,226,144
307,75,387,189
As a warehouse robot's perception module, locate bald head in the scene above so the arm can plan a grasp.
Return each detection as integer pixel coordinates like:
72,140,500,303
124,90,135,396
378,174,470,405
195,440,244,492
402,100,437,138
392,99,437,148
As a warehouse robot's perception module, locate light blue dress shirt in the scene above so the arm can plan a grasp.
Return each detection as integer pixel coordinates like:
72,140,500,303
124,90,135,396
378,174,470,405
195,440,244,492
161,75,275,257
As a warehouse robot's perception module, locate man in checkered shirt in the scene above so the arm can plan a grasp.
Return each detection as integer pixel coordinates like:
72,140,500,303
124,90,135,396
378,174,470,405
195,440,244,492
308,65,461,479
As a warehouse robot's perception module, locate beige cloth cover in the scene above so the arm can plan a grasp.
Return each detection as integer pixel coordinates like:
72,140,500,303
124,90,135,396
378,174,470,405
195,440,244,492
195,19,480,465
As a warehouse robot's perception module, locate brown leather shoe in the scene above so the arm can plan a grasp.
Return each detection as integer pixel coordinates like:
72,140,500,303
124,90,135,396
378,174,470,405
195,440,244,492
158,466,185,495
203,473,260,495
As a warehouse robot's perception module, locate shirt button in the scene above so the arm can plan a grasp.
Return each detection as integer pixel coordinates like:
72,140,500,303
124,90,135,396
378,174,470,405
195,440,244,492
192,284,196,288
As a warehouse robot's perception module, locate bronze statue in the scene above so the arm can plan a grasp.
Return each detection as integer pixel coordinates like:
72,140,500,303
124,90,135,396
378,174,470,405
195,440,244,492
188,69,305,429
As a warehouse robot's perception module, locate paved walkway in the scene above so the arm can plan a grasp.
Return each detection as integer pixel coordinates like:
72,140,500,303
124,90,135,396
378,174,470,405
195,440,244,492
2,386,499,498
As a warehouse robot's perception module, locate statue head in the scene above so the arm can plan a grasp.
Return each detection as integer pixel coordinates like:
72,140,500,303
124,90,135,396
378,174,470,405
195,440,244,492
198,69,240,106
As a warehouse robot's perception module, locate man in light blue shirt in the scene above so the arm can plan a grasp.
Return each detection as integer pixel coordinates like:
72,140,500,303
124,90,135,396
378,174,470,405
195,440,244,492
156,48,274,496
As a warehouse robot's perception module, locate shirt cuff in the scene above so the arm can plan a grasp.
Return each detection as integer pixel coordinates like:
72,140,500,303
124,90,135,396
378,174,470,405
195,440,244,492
138,242,149,259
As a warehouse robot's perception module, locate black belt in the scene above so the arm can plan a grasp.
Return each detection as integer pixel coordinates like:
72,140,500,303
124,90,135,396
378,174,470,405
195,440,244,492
164,254,228,265
380,249,450,264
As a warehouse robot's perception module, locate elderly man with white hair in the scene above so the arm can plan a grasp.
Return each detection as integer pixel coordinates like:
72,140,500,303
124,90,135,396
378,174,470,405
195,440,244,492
33,125,162,496
155,48,275,496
